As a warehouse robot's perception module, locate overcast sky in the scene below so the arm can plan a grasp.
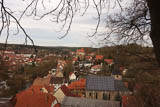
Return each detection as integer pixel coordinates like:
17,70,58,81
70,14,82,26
0,0,131,47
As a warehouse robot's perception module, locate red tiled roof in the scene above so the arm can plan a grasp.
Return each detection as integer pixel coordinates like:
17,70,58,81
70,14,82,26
96,55,103,60
77,48,84,53
29,85,54,93
89,52,95,56
104,59,113,64
14,88,60,107
69,72,74,76
72,57,77,61
85,56,92,60
44,85,54,93
120,67,124,71
60,85,71,96
33,76,52,86
68,78,86,90
36,58,42,63
91,65,102,69
60,85,79,97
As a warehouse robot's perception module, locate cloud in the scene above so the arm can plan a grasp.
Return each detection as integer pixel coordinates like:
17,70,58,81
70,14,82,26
1,0,131,47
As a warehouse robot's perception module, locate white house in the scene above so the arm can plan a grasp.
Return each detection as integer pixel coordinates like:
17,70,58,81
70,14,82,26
90,65,102,74
69,72,77,81
84,62,93,68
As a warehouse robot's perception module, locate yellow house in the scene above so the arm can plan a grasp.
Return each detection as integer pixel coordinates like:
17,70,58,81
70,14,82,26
54,85,75,103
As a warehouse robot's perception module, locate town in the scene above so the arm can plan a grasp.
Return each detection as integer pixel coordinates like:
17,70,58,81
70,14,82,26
0,44,159,107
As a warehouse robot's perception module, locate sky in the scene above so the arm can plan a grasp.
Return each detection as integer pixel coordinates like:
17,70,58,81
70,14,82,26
0,0,131,48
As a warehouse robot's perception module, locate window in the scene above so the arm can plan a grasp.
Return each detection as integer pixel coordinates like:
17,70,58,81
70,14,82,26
95,92,98,99
103,93,108,100
109,93,110,100
89,92,92,96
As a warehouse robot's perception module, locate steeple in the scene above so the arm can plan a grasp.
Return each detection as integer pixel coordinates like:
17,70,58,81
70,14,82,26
112,50,121,75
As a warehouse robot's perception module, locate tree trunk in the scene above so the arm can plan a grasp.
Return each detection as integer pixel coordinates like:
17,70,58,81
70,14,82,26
146,0,160,66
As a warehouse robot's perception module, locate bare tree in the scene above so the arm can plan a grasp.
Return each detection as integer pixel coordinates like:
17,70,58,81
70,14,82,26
0,0,36,52
104,0,160,65
0,0,160,65
105,0,150,45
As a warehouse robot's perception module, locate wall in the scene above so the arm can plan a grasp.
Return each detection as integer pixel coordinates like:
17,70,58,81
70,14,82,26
86,91,118,101
54,89,65,103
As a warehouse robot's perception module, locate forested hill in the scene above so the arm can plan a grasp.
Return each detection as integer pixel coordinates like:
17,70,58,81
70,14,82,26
0,43,95,54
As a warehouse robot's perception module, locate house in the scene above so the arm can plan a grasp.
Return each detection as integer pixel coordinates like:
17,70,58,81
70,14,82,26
50,77,66,91
85,56,92,61
33,75,66,91
55,71,64,77
95,55,103,61
72,57,77,64
90,65,102,74
84,61,93,68
104,59,113,65
61,96,120,107
121,68,128,76
3,50,15,54
68,78,86,97
70,51,76,55
88,52,95,56
54,85,76,103
13,86,60,107
29,85,54,94
76,48,85,56
57,60,66,72
48,68,57,75
69,72,77,81
33,75,52,86
86,75,129,101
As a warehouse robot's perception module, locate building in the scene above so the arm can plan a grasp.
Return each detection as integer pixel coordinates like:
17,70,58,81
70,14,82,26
54,85,76,103
50,77,67,91
111,57,122,80
95,55,104,61
84,61,93,68
69,72,77,81
13,86,60,107
76,48,85,56
61,96,120,107
90,65,102,74
85,56,92,61
68,78,86,97
28,85,54,94
104,59,113,65
33,75,52,86
33,75,66,91
55,71,64,77
86,75,129,101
